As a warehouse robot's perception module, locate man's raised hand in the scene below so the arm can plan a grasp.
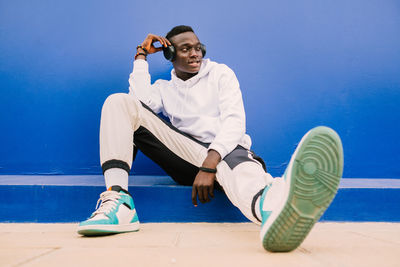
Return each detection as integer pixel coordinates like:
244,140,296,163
140,34,171,54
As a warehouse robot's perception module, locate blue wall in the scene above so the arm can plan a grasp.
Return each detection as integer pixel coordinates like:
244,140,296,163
1,0,399,178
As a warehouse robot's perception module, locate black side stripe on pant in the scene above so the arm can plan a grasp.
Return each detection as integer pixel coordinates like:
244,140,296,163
251,187,266,223
139,101,208,148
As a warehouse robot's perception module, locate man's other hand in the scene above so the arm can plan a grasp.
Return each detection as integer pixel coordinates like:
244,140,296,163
192,171,215,206
191,149,221,206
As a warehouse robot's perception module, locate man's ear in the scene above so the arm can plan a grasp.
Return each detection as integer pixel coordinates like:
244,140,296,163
200,43,206,58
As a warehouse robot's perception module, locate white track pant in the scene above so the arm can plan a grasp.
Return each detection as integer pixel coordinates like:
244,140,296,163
100,93,273,223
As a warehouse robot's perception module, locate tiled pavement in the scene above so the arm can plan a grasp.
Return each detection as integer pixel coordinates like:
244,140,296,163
1,222,399,267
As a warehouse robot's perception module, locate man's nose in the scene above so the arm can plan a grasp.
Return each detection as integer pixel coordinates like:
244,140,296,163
189,48,200,57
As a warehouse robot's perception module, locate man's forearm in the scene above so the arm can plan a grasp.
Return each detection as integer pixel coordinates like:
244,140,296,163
201,149,221,169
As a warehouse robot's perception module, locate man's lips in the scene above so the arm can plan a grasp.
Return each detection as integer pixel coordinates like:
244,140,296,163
188,60,200,66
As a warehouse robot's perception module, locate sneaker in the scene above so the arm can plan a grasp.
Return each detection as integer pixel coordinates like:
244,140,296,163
260,126,343,252
77,185,140,236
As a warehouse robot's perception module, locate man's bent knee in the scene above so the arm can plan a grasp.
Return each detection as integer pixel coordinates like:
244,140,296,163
103,93,138,106
102,93,142,112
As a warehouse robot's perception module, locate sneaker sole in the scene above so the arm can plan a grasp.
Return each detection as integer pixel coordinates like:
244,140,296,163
262,126,343,252
77,222,140,236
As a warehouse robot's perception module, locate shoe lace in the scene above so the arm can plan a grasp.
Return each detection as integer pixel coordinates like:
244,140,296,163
92,190,122,216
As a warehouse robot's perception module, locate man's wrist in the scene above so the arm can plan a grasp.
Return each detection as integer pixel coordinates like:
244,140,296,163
136,45,148,55
199,167,217,174
135,45,148,60
135,49,147,60
135,53,147,60
200,149,221,170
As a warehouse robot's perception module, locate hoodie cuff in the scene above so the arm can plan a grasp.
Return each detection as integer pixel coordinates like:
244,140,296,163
133,59,149,72
208,143,229,160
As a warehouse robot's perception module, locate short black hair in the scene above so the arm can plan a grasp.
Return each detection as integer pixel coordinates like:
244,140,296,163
166,25,194,41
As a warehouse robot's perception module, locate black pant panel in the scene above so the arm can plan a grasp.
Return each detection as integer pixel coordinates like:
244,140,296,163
134,126,199,186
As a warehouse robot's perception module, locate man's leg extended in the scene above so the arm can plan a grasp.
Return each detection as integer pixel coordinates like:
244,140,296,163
214,147,272,224
215,127,343,253
259,126,343,252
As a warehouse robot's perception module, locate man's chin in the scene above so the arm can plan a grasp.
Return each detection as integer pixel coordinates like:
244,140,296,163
174,63,202,79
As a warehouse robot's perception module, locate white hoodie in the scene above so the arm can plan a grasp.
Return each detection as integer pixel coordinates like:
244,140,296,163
129,58,252,159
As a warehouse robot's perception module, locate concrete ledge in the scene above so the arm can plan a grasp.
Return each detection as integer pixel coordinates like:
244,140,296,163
0,176,399,223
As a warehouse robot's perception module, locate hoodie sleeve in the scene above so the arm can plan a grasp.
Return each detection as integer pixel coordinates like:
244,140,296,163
128,59,163,114
208,66,246,159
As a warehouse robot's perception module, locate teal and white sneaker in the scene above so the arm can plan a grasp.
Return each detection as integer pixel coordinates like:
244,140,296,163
260,126,343,252
77,185,140,236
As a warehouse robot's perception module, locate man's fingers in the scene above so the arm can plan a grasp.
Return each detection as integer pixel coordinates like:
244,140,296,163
196,186,203,203
161,37,171,47
209,184,214,198
200,186,210,203
206,186,213,202
192,171,217,205
155,36,170,47
142,35,171,55
151,35,169,47
153,36,164,46
159,37,167,47
192,186,198,206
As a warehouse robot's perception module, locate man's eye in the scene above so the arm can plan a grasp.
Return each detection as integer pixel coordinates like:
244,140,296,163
181,48,188,52
195,46,201,51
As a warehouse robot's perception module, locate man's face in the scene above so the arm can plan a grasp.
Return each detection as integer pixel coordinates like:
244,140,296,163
170,31,203,80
